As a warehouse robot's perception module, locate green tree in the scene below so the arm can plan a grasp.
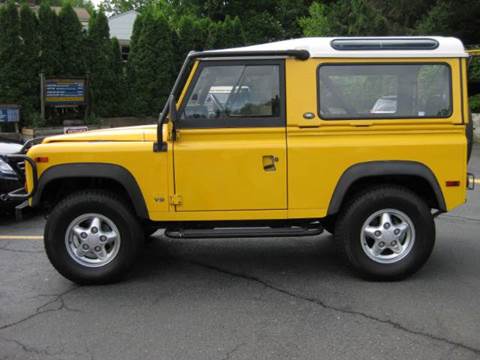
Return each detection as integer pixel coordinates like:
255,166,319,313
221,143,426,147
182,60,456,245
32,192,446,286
416,0,480,44
274,0,313,38
19,4,41,125
128,12,176,116
242,12,285,44
216,16,245,49
87,10,118,117
0,2,22,106
368,0,434,34
299,2,331,36
176,14,210,56
110,37,127,116
300,0,388,36
100,0,153,14
38,1,62,76
58,3,86,76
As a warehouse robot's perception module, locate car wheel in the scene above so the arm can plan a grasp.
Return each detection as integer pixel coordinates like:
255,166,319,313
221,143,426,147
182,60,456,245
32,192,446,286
44,190,143,285
335,185,435,280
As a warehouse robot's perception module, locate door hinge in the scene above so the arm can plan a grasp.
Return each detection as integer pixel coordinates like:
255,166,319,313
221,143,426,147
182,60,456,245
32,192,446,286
169,194,183,205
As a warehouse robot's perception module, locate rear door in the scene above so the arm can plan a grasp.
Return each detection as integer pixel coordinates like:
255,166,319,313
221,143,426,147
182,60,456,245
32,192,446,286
173,59,287,212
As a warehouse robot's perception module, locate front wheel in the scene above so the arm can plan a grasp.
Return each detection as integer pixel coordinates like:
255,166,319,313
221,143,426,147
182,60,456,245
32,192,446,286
44,191,143,285
335,186,435,280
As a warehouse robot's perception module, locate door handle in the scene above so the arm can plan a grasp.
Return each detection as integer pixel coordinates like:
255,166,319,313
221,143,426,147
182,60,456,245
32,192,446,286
263,155,278,172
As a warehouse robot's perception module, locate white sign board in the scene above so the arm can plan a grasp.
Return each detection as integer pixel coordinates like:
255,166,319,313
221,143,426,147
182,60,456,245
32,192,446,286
64,126,88,134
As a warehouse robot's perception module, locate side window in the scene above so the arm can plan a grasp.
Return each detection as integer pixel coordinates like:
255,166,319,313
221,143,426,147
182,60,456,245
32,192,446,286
318,64,452,119
179,61,283,128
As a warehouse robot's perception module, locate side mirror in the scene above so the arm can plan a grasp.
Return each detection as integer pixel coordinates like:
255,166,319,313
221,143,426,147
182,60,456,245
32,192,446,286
154,95,177,152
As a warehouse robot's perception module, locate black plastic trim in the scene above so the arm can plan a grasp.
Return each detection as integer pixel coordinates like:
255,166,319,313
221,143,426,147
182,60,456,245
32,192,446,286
331,38,439,51
0,154,38,201
327,161,447,215
189,49,310,61
31,163,148,219
316,62,453,121
164,226,323,239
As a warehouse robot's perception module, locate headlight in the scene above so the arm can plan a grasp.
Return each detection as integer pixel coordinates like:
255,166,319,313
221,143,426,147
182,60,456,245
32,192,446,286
0,158,15,175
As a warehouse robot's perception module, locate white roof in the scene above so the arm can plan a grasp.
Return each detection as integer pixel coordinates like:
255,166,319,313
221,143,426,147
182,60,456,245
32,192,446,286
221,37,468,58
108,10,138,43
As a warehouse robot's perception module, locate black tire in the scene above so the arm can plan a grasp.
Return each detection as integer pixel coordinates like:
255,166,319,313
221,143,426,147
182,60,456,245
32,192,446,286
335,185,435,280
44,190,143,285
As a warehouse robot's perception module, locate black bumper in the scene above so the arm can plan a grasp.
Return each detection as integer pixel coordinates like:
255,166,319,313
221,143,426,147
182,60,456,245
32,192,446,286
0,176,22,207
0,154,38,203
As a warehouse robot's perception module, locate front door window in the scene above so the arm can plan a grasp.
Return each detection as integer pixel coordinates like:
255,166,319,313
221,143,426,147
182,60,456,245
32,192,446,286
179,62,284,128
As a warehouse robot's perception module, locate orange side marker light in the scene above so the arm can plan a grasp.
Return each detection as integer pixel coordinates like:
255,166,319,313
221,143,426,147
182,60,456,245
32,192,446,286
445,180,460,187
35,157,49,163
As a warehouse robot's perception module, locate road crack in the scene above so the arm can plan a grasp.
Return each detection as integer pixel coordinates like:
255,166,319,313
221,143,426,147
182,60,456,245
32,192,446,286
0,286,80,331
0,336,55,357
0,336,90,359
221,342,245,360
188,259,480,356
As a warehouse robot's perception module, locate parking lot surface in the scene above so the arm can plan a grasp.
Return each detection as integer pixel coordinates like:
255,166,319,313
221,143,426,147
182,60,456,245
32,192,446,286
1,151,480,360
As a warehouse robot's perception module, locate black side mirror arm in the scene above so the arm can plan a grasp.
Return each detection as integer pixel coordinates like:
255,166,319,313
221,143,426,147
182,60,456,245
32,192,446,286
154,53,194,152
169,95,178,141
154,100,169,152
153,95,177,151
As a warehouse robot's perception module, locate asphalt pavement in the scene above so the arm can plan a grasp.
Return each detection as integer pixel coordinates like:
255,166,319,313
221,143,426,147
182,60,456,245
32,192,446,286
1,151,480,360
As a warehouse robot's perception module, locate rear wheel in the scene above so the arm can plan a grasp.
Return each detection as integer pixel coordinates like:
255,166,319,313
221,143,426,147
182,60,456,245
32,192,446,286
335,186,435,280
44,190,143,285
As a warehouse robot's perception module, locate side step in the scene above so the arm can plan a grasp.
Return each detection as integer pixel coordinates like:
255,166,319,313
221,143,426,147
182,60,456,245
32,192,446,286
164,226,323,239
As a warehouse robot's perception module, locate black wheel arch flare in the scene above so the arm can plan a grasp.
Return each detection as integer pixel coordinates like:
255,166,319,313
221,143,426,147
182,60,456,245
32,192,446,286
31,163,149,219
327,161,447,215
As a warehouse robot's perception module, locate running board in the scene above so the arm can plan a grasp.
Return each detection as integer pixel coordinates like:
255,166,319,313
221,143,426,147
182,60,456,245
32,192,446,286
164,226,323,239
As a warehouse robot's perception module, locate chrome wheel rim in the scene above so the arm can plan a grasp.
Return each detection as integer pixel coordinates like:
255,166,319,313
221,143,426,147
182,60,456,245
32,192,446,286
65,213,121,268
360,209,415,264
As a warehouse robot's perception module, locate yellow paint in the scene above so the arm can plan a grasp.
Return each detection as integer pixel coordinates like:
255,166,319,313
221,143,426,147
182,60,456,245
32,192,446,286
173,127,287,211
25,56,468,221
285,57,466,214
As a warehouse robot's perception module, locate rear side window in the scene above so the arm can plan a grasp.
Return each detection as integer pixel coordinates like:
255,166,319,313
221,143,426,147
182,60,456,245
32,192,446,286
318,63,452,120
179,60,284,128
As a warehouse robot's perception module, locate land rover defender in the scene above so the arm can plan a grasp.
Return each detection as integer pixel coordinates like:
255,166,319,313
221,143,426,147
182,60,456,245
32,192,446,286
1,37,475,284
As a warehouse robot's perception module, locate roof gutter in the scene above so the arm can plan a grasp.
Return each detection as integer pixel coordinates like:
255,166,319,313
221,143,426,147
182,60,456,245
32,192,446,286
153,49,310,152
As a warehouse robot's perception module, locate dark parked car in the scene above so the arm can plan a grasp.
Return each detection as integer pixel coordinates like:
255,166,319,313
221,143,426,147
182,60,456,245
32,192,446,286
0,138,24,209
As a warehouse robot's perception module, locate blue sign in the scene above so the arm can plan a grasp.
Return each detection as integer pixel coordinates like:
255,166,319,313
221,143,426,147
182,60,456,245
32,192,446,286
45,79,86,105
0,106,20,123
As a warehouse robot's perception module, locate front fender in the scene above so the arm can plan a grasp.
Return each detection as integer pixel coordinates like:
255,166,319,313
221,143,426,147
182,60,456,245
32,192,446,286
31,163,148,219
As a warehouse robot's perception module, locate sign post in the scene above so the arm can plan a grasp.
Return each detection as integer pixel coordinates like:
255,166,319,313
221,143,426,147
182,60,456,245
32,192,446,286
40,73,45,122
45,78,86,105
0,105,20,133
41,77,88,125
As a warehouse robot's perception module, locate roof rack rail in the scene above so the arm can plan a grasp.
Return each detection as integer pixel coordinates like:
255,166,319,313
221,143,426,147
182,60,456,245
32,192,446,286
331,38,439,51
189,49,310,61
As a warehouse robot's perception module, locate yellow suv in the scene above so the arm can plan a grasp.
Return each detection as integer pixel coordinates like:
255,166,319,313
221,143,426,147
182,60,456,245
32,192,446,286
2,37,474,284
